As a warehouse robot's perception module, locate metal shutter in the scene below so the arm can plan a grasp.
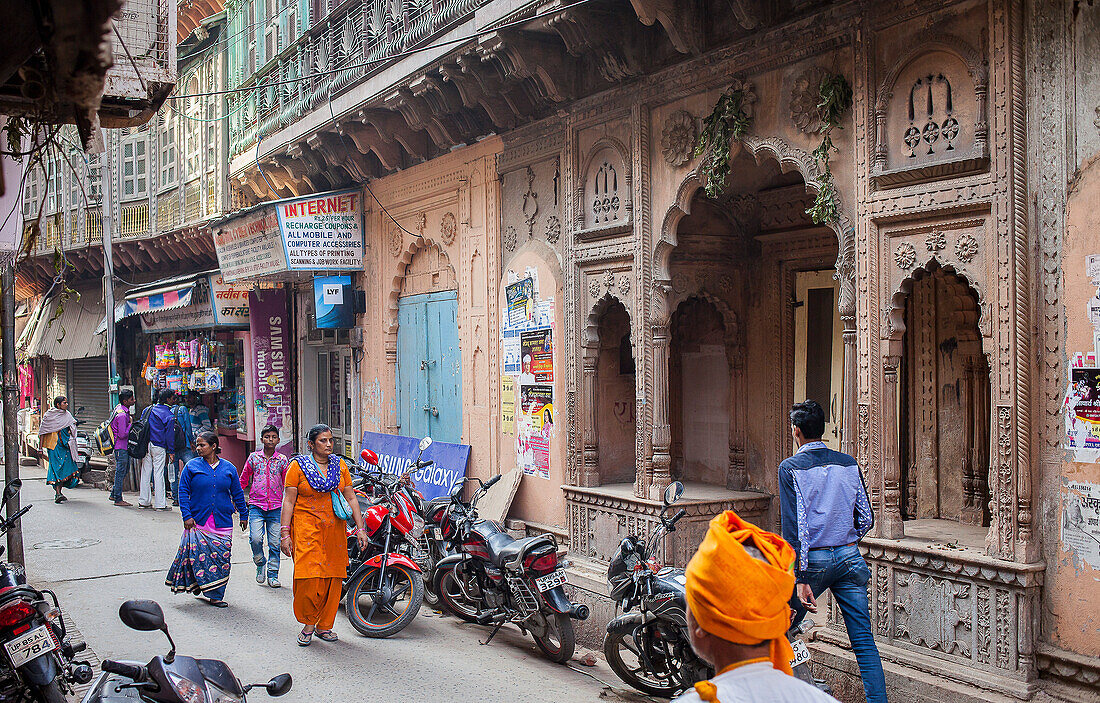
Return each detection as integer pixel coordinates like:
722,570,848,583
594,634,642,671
68,357,110,432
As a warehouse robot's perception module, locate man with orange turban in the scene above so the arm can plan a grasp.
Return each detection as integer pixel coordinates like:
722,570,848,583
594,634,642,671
676,510,837,703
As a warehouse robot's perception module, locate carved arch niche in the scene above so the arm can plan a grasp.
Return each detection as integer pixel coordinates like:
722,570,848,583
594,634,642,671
576,139,633,239
873,35,989,187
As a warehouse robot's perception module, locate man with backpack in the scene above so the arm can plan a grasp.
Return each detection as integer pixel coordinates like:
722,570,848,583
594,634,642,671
108,389,136,507
137,389,177,510
171,393,197,506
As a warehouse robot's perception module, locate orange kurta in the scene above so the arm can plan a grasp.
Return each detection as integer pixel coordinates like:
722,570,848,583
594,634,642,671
285,458,351,581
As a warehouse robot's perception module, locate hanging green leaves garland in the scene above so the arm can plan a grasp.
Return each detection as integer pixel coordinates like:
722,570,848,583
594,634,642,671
695,84,753,199
806,73,853,226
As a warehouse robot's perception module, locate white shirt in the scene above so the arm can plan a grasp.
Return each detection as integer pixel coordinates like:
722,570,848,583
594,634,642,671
674,663,838,703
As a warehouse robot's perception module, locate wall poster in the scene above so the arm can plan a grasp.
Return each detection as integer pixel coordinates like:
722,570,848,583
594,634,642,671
501,376,515,434
1061,479,1100,569
520,329,553,383
1066,366,1100,451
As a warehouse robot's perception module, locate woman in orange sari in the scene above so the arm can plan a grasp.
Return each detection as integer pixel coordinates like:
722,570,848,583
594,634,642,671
280,424,368,645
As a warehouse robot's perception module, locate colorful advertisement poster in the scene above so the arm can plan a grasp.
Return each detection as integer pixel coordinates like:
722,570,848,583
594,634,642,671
359,431,470,502
506,277,535,328
313,275,355,329
249,289,294,453
521,385,554,437
276,190,364,271
518,434,550,480
1066,367,1100,450
501,376,515,434
520,328,553,382
213,208,285,282
501,298,554,375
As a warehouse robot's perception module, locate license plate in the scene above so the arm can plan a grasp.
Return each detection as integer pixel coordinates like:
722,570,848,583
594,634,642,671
431,527,442,540
534,570,567,593
789,638,811,669
4,625,57,667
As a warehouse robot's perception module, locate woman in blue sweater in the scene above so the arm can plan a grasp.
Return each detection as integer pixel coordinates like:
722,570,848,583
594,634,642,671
166,431,248,607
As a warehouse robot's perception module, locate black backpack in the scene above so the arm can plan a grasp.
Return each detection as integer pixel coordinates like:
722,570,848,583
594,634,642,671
172,407,189,454
127,406,153,459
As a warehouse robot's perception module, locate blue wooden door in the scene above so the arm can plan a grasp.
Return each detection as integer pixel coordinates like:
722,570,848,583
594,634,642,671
397,291,462,444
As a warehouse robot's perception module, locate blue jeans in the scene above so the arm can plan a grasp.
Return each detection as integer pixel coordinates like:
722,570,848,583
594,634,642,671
790,544,887,703
248,506,281,578
110,448,129,502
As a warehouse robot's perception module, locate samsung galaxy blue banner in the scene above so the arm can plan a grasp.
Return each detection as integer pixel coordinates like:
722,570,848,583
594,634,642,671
359,431,470,501
313,275,354,329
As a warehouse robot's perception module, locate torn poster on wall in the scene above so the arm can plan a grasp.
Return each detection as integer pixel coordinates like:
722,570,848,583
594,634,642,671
1061,479,1100,570
501,376,515,434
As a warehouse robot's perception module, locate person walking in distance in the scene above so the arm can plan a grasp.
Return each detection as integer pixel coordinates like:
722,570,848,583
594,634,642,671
280,424,368,646
171,392,197,507
676,510,836,703
38,396,80,504
780,400,885,703
139,388,177,511
109,389,136,507
241,426,289,588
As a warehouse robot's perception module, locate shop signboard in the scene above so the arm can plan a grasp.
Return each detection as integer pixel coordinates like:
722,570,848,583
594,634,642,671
313,275,355,329
212,207,285,282
249,289,294,454
140,275,254,332
358,431,470,502
276,190,364,271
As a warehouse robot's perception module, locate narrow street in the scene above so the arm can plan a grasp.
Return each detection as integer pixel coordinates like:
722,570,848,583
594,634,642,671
17,472,629,703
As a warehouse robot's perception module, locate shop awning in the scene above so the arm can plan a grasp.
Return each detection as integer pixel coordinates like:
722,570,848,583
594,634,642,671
22,286,107,360
120,281,196,319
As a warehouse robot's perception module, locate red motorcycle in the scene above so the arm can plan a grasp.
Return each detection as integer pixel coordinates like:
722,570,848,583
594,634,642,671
342,437,433,638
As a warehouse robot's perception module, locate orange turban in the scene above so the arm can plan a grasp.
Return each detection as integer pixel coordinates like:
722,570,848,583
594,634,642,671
685,510,797,675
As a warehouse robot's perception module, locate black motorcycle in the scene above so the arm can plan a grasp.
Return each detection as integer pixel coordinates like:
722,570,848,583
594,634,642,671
0,479,93,703
81,600,291,703
604,481,823,697
432,476,589,664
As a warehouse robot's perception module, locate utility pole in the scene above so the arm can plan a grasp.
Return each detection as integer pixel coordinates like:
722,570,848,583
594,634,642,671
100,136,119,409
2,264,23,565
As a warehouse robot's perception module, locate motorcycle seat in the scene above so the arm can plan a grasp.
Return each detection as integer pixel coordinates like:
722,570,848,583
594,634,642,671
473,520,553,568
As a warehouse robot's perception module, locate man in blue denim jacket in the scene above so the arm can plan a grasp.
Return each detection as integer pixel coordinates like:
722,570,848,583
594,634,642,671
779,400,886,703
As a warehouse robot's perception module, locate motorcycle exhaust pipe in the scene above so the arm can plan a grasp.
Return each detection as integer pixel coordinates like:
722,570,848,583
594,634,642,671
569,603,590,620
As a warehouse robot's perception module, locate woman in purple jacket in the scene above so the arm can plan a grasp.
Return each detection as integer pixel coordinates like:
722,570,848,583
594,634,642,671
166,431,247,607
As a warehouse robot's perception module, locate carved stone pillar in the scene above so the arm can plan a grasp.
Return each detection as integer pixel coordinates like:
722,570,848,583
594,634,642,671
881,348,905,539
580,345,600,487
838,268,858,460
960,356,983,526
727,354,746,490
648,323,672,501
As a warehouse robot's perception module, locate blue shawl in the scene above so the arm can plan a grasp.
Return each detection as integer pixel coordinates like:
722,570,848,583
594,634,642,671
295,453,343,493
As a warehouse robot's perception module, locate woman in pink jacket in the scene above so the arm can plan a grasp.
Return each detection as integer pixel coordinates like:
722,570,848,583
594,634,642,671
240,426,290,588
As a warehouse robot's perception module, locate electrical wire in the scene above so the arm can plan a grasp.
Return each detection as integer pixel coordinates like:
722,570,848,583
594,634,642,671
166,0,596,101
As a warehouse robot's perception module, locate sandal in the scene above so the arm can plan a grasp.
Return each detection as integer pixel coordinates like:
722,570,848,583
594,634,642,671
206,599,228,608
314,630,338,642
297,629,313,647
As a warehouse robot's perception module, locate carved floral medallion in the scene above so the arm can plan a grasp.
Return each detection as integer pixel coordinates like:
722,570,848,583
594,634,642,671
588,278,601,299
894,241,917,270
440,212,457,245
545,215,561,244
618,275,630,297
503,225,518,252
925,230,946,253
790,66,829,134
955,234,979,263
661,110,696,167
388,224,403,257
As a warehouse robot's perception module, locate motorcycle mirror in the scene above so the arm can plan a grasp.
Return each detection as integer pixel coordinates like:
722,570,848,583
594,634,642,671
449,478,464,498
266,674,293,697
360,449,379,466
419,436,433,452
2,479,21,504
118,600,166,632
663,481,684,506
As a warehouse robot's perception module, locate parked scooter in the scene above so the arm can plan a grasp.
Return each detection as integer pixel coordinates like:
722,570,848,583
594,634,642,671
603,481,826,697
82,600,291,703
342,437,433,638
433,475,589,664
0,479,93,703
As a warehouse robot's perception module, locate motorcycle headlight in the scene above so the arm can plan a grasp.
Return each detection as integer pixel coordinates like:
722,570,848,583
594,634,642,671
166,672,206,703
407,513,426,541
206,680,243,703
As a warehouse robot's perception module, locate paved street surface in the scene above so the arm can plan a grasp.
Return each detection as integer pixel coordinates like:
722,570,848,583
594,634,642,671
16,471,636,703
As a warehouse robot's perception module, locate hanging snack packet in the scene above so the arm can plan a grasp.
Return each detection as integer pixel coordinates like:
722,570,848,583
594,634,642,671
178,341,192,368
205,367,223,392
190,339,201,368
155,344,168,370
190,369,206,393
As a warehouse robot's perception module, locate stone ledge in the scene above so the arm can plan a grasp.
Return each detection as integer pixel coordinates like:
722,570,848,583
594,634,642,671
861,536,1045,588
1036,643,1100,690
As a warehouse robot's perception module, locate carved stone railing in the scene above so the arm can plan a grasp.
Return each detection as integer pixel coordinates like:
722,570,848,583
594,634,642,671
227,0,490,160
563,483,772,568
817,537,1044,699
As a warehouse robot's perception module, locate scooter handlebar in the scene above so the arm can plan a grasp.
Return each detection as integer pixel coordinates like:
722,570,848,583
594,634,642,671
101,660,147,682
484,474,502,490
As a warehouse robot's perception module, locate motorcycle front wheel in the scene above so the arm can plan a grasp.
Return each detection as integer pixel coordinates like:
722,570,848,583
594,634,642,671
36,679,67,703
345,563,423,638
604,629,682,697
532,612,576,664
433,563,481,624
